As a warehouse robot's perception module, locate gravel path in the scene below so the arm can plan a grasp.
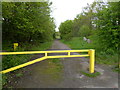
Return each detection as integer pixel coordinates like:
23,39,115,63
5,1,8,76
6,40,118,88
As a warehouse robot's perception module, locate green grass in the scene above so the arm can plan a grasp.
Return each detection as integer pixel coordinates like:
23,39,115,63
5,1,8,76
27,42,53,51
61,36,118,66
96,53,118,65
36,58,63,81
48,58,63,73
51,58,61,64
0,74,2,89
2,41,53,51
15,73,23,77
61,37,97,50
80,71,101,77
112,65,120,73
50,58,63,72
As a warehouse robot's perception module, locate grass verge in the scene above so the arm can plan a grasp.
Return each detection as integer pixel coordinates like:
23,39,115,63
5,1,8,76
61,37,119,71
80,71,101,77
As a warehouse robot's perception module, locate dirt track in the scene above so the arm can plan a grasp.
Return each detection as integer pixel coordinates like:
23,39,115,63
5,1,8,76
6,40,118,88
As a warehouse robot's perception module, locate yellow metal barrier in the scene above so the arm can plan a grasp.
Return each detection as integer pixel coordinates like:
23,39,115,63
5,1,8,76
89,49,95,73
1,50,89,55
1,57,47,74
0,49,95,74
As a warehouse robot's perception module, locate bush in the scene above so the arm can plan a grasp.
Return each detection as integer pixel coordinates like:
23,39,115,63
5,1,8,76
79,25,92,37
59,20,73,40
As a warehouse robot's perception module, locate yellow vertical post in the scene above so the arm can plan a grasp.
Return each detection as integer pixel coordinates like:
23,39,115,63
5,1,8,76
89,49,95,73
13,43,18,51
68,52,70,56
45,53,47,57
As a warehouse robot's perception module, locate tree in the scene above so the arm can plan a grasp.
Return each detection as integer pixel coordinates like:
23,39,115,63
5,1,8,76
78,25,92,37
94,2,120,51
2,2,55,44
72,2,97,37
59,20,73,40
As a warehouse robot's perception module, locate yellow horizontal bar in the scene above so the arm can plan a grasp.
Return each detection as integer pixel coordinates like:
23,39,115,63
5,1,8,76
0,57,47,74
47,54,89,58
0,54,89,74
0,50,89,55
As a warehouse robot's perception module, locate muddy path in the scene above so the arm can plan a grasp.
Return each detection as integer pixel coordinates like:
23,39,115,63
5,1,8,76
6,40,118,88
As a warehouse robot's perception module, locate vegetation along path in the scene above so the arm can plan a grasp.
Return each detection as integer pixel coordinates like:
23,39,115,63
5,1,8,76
7,40,118,88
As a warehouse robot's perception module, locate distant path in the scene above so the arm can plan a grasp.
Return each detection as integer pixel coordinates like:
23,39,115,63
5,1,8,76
7,40,118,88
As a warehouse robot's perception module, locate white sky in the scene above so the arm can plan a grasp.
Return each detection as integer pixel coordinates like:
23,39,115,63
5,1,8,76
50,0,95,31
